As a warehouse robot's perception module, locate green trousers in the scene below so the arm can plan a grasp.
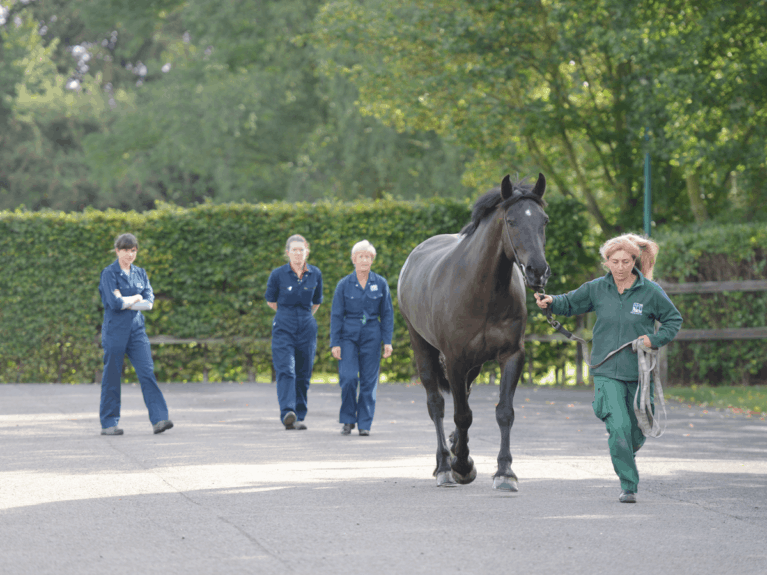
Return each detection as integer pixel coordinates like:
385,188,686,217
592,376,650,492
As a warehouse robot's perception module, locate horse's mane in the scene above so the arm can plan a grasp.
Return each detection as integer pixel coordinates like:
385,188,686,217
459,179,547,238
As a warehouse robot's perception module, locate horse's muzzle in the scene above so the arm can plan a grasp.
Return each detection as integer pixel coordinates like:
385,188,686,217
525,264,551,290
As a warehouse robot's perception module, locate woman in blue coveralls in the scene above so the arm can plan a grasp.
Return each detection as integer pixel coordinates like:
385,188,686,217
265,234,323,430
535,233,682,503
330,240,394,436
98,233,173,436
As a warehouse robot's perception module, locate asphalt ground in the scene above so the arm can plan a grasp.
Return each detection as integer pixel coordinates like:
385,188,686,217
1,382,765,575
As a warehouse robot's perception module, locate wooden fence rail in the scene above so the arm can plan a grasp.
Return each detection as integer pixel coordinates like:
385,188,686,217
657,279,767,294
122,279,763,385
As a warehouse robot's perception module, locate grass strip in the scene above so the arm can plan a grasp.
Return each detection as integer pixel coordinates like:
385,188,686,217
665,385,767,419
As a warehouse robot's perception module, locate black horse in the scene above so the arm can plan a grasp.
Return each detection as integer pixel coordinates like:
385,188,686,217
398,173,550,489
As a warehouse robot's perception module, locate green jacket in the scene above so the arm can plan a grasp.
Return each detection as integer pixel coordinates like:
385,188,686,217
551,269,683,381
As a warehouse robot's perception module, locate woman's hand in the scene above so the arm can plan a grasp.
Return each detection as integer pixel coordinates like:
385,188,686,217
383,344,393,359
534,293,553,309
640,335,652,347
331,346,341,360
125,295,143,307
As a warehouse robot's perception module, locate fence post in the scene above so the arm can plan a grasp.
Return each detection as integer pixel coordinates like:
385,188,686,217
527,347,534,385
659,344,668,385
576,315,584,385
202,344,209,383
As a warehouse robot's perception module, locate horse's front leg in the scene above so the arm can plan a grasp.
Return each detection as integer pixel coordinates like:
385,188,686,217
425,387,454,487
447,365,479,485
493,348,525,491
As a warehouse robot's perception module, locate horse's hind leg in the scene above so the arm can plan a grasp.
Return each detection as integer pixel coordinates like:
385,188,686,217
493,349,525,491
446,364,479,484
406,323,454,487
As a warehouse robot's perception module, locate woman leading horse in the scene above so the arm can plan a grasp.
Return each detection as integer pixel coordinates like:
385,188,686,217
535,233,682,503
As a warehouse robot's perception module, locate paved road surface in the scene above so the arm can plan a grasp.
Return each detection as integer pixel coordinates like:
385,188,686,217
1,382,765,574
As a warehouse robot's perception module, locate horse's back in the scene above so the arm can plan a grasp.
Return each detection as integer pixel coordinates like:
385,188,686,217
398,233,465,330
399,234,462,293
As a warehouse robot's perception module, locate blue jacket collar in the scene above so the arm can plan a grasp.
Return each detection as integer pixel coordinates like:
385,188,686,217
111,260,132,273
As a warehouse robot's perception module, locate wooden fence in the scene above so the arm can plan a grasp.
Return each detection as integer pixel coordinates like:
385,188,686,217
104,279,762,385
653,279,767,383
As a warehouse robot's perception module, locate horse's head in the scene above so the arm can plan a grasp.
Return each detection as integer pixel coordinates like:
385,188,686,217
500,173,551,290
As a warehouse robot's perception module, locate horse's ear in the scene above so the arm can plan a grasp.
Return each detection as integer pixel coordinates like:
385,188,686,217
500,175,513,200
532,172,546,198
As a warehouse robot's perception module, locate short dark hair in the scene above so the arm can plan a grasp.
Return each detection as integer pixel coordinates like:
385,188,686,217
114,233,138,251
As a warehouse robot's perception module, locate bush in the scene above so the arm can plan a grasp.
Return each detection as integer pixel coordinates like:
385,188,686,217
0,195,595,383
654,222,767,385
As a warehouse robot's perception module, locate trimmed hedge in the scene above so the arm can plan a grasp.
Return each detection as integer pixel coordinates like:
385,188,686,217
0,196,596,383
654,223,767,385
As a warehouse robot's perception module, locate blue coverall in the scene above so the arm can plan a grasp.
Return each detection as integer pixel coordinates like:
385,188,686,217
330,271,394,431
265,263,323,422
98,260,169,429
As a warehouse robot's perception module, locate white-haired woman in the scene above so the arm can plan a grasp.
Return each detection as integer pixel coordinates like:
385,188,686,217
330,240,394,436
534,233,682,503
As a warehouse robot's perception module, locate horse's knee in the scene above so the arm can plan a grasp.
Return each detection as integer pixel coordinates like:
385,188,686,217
454,410,472,430
426,392,445,420
496,404,515,427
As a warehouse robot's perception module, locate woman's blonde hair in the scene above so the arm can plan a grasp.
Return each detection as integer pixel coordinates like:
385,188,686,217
599,233,659,280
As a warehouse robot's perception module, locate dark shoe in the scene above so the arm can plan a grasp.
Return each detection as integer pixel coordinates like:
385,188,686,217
341,423,354,435
358,429,370,436
283,411,297,429
101,426,123,436
294,421,307,430
619,490,637,503
153,420,174,434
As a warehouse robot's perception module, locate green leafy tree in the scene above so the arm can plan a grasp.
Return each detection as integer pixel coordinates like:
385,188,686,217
315,0,766,231
77,0,471,206
636,0,767,223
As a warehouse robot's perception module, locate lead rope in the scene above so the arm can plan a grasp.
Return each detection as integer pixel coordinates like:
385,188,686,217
632,339,667,437
537,288,667,438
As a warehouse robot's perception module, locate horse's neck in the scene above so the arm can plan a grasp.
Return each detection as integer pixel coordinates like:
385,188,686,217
460,218,515,286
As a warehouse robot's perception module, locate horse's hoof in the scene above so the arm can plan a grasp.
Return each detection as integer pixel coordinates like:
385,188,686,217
436,471,458,487
450,456,476,484
452,465,477,485
492,475,519,492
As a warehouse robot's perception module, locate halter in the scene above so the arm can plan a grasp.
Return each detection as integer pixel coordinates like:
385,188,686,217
500,195,549,290
502,213,528,287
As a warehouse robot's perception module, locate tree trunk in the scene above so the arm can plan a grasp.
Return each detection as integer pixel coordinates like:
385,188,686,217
686,171,709,222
